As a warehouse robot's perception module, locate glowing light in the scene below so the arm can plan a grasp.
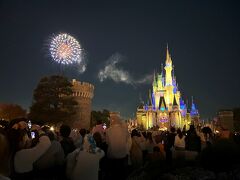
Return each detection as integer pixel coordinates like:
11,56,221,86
144,105,148,111
49,33,82,65
152,92,156,110
159,117,168,123
103,123,107,130
159,127,167,131
190,102,198,116
28,120,32,129
50,126,54,131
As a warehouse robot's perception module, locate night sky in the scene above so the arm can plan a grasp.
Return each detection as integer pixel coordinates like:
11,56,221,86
0,0,240,119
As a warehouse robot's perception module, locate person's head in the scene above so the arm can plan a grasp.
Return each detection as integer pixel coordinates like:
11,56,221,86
18,129,32,150
146,132,153,141
60,125,71,138
142,131,147,139
131,129,140,137
153,146,160,153
0,128,11,176
79,128,87,138
177,128,183,138
170,127,176,133
93,132,102,147
189,125,195,132
8,118,28,130
110,114,121,126
41,125,50,133
182,125,186,131
83,134,97,153
46,130,56,141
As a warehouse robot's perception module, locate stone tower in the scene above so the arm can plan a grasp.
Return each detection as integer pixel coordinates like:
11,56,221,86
71,79,94,129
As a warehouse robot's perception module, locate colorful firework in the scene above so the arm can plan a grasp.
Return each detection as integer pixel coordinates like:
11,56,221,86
49,33,82,65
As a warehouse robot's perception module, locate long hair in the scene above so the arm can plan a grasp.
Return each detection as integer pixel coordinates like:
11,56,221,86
177,128,183,139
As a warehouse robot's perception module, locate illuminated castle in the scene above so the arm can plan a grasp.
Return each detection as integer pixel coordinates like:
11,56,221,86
136,47,199,130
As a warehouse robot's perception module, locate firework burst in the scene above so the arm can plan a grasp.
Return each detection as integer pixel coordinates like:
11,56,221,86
49,33,82,65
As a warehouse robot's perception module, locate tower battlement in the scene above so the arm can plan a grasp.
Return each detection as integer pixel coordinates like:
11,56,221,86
72,79,94,99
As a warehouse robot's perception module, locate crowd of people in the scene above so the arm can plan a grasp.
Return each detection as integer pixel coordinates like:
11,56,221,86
0,116,240,180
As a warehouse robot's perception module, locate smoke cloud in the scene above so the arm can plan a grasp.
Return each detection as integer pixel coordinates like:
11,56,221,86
78,59,87,74
77,51,87,74
98,53,152,86
135,74,153,84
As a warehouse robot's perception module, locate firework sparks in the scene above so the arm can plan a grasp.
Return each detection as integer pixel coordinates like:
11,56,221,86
49,33,82,65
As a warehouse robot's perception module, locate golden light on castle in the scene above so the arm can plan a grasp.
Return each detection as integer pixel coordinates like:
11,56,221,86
136,46,200,130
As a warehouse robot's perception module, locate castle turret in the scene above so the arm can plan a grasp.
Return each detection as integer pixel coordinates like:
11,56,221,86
148,89,152,107
153,71,157,93
179,98,186,116
157,73,164,91
164,46,174,108
190,96,200,127
71,79,94,129
190,96,198,116
165,46,173,86
152,91,156,110
161,64,165,86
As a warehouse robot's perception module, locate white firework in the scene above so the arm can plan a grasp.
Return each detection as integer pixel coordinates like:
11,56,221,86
49,33,82,65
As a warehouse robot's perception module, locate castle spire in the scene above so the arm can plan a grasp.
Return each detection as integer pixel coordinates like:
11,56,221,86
164,45,173,85
161,63,164,75
153,70,157,83
190,96,198,116
166,44,172,66
151,91,156,109
157,72,163,90
148,89,152,106
186,99,189,113
153,70,157,93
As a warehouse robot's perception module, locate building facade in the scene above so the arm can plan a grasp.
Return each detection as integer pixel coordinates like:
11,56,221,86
136,47,199,130
71,79,94,129
218,109,234,132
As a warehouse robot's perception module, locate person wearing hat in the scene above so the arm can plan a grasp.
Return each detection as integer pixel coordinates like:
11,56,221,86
105,114,130,180
66,134,104,180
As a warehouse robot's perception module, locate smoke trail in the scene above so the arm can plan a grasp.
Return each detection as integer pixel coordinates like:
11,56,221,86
98,53,153,85
78,59,87,73
135,74,153,84
98,53,133,84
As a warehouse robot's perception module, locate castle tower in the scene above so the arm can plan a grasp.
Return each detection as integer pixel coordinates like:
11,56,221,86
164,46,173,86
164,46,174,108
190,96,200,126
71,79,94,129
